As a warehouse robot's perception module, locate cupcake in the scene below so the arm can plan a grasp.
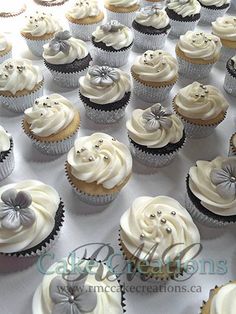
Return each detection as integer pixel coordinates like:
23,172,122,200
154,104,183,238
176,31,222,79
0,180,64,272
165,0,201,37
127,103,185,167
0,33,12,63
120,195,200,279
22,94,80,155
105,0,140,27
43,30,92,88
224,55,236,96
0,126,14,181
32,258,125,314
132,5,171,51
212,16,236,62
66,0,104,41
173,81,229,138
66,133,132,205
92,20,133,67
0,59,44,113
186,156,236,227
131,49,178,103
198,0,230,24
21,11,62,57
229,133,236,156
79,65,131,124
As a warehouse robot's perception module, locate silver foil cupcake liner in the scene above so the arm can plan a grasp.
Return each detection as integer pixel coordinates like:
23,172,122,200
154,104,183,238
106,9,137,28
200,6,229,24
179,118,217,139
177,56,214,80
24,37,51,57
0,49,12,63
169,18,198,37
68,20,103,41
74,188,118,205
185,193,233,228
49,68,88,88
1,84,44,113
133,29,169,50
220,46,235,63
92,45,132,67
224,71,236,97
0,147,14,181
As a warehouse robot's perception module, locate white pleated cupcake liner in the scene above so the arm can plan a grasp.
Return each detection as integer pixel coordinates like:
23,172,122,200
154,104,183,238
169,18,198,37
141,0,163,6
133,28,169,51
179,118,218,139
132,75,175,103
200,6,229,24
92,45,132,68
106,9,137,28
68,20,103,41
177,56,214,80
23,37,51,57
224,71,236,97
220,46,235,63
0,49,12,63
48,67,88,88
0,85,44,113
0,147,14,181
185,192,233,228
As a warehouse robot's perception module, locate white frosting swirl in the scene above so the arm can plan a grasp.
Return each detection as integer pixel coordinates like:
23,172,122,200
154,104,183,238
79,68,131,104
0,180,60,254
67,133,132,189
106,0,138,7
135,8,170,29
167,0,201,17
189,156,236,216
24,94,77,137
43,37,89,65
199,0,230,7
132,50,178,82
126,107,184,148
175,81,229,120
0,126,11,153
120,196,200,265
92,24,133,50
67,0,101,19
0,59,43,95
0,33,8,51
177,31,222,60
21,12,62,37
210,283,236,314
32,259,123,314
212,16,236,41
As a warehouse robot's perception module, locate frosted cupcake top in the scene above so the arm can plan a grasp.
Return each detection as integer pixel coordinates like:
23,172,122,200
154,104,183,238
174,82,229,121
189,156,236,216
43,30,88,65
132,50,178,82
0,180,60,254
0,59,43,95
0,125,11,153
177,31,222,60
92,20,133,50
0,33,9,51
167,0,201,17
199,0,230,7
126,104,184,148
120,196,200,265
21,11,62,37
212,16,236,41
135,6,170,29
33,259,123,314
67,133,132,189
24,94,77,137
209,282,236,314
79,65,131,105
106,0,139,7
66,0,102,19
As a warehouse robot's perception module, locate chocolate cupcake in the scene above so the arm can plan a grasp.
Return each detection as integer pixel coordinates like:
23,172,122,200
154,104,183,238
224,55,236,96
0,126,14,181
199,0,230,24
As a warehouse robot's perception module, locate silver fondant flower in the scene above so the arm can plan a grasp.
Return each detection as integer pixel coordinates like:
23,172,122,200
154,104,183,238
49,273,97,314
140,4,163,15
100,20,124,33
210,159,236,199
49,30,72,55
0,189,35,230
88,65,120,86
142,104,173,131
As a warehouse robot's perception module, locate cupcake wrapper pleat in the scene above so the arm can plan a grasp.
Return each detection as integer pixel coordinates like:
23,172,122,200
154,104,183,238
48,67,89,88
133,29,169,51
224,71,236,97
0,49,12,63
106,10,137,28
73,188,118,205
228,146,236,157
68,20,103,41
177,56,214,80
23,37,51,57
200,6,229,24
0,146,14,181
179,118,218,139
168,19,198,37
220,46,235,63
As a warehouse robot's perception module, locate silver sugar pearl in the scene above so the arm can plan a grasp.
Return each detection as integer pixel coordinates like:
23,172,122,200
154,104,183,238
166,227,172,234
157,210,162,215
150,214,156,219
88,156,94,161
140,233,145,239
161,218,166,224
171,211,176,216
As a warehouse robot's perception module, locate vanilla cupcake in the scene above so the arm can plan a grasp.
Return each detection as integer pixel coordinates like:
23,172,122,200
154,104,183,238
131,50,178,103
229,133,236,156
0,33,12,63
105,0,140,27
92,20,133,67
127,103,185,167
0,59,44,112
0,126,14,181
43,30,92,88
176,31,222,79
120,196,200,279
186,156,236,227
66,133,132,205
66,0,104,41
224,55,236,96
0,180,64,272
165,0,201,36
199,0,230,24
173,82,229,138
132,6,171,50
21,11,62,57
79,65,131,124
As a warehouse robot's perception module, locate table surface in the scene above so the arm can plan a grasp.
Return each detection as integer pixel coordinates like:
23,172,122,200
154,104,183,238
1,2,236,314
